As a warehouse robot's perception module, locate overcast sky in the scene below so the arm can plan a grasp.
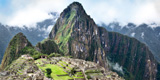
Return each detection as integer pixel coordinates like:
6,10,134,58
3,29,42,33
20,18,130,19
0,0,160,27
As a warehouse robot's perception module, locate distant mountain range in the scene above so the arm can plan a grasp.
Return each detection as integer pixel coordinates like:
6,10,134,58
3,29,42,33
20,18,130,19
0,2,160,80
1,9,160,65
0,12,58,62
100,22,160,62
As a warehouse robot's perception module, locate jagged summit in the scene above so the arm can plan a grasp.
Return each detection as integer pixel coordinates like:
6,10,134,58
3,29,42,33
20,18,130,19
15,32,25,38
48,2,159,80
68,2,83,10
0,32,32,70
60,2,87,19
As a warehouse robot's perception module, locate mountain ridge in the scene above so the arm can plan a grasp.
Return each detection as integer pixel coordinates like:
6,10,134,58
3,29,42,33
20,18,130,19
48,2,159,80
0,1,159,80
101,22,160,62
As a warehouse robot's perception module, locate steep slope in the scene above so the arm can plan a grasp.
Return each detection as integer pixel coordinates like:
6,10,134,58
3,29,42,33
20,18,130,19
0,32,32,70
49,2,158,80
102,22,160,62
0,12,58,63
99,27,157,80
49,2,106,67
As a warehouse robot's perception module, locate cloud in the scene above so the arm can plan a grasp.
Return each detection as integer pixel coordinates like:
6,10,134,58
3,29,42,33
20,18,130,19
80,0,160,25
8,8,52,27
108,59,124,74
0,0,73,27
0,0,160,27
130,0,160,25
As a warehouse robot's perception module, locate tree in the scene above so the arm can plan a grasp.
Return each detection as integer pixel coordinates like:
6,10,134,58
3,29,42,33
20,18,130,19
46,68,52,78
70,68,76,76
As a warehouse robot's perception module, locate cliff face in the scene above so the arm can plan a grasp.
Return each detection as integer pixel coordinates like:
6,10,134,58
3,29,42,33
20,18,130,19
49,2,158,80
0,32,32,70
49,2,106,67
99,27,157,80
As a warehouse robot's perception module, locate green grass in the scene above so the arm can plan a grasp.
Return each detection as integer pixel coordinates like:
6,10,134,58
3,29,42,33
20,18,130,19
35,59,87,80
75,72,83,75
35,59,47,65
36,59,73,80
85,69,101,73
40,38,48,44
59,61,67,65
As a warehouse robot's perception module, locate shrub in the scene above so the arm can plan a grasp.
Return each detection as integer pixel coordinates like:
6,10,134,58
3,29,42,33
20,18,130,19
48,53,61,58
46,68,52,78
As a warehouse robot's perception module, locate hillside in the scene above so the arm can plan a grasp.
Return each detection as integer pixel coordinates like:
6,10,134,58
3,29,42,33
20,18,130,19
48,2,159,80
0,33,32,70
0,1,159,80
0,12,58,63
102,22,160,62
0,55,123,80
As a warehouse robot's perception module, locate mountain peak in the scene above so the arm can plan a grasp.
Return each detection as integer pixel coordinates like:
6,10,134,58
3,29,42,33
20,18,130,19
61,2,86,18
70,2,82,7
16,32,24,36
68,2,83,11
0,32,32,70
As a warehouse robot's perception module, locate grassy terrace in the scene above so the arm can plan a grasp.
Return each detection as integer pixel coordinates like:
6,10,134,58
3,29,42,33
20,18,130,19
35,59,85,80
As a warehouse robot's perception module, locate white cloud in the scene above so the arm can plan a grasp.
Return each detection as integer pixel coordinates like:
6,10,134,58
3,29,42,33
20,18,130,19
0,0,160,27
131,33,136,37
78,0,160,26
141,32,145,39
130,2,160,25
8,8,52,27
47,25,54,33
108,59,124,74
1,0,73,27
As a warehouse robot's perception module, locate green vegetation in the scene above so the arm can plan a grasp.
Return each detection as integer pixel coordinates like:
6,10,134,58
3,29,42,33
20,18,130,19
85,70,101,74
70,68,76,76
36,59,73,80
46,68,52,78
20,47,47,60
107,32,149,80
0,32,32,70
41,38,48,44
36,39,61,55
54,11,76,54
35,58,85,80
48,53,61,58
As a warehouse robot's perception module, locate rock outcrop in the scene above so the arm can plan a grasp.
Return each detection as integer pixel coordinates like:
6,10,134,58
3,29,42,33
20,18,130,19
49,2,159,80
49,2,107,68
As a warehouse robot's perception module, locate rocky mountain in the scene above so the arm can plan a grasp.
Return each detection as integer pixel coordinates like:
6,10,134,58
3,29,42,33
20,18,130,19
0,33,32,70
0,12,58,63
0,32,123,80
101,22,160,62
48,2,159,80
49,2,106,67
0,1,159,80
